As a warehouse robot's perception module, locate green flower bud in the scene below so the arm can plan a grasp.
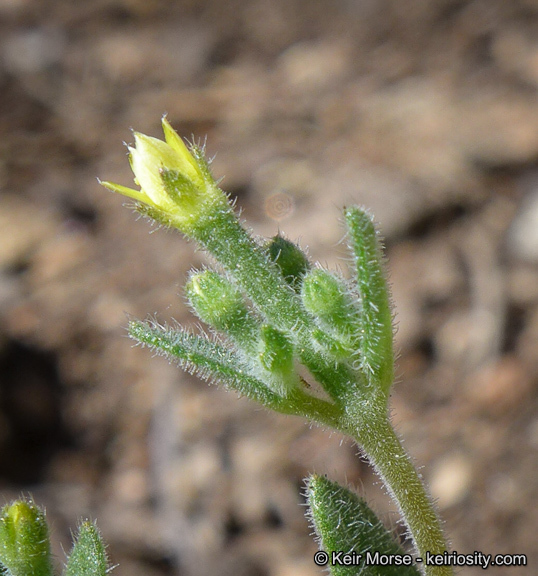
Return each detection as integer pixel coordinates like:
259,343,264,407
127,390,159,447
258,325,298,395
101,117,228,233
267,235,311,292
302,270,356,335
0,500,53,576
186,270,258,347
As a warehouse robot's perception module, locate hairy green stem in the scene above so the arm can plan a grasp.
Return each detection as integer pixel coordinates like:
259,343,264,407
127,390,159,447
194,204,309,331
348,406,452,576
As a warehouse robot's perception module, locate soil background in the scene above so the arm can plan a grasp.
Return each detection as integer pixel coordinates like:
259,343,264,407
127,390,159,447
1,1,538,575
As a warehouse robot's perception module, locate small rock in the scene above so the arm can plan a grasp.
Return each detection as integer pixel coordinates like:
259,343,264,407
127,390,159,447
0,197,56,270
429,452,473,509
2,27,65,74
507,186,538,262
463,356,531,416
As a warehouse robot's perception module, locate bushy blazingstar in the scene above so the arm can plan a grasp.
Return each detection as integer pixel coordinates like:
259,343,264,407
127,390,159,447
102,119,453,576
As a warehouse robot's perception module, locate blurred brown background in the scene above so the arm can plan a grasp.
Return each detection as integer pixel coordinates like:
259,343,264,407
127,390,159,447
1,1,537,575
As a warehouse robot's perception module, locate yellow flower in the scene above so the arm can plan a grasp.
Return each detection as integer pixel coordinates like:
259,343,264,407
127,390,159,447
101,117,223,231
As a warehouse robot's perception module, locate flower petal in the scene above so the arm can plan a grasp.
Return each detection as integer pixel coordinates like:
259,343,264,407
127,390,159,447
162,117,202,180
99,179,154,205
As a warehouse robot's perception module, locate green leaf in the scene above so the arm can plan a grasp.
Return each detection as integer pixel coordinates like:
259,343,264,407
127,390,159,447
345,207,394,393
307,475,420,576
64,521,109,576
0,500,53,576
129,319,343,426
129,319,285,408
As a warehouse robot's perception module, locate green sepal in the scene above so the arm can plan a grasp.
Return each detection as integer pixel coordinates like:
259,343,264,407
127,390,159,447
0,500,53,576
135,203,181,229
345,207,394,393
64,521,109,576
267,235,311,292
160,168,202,207
307,475,420,576
186,270,259,348
188,142,216,185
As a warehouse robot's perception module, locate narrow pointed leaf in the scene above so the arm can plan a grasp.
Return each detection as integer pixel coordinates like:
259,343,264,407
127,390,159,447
129,319,284,409
345,207,394,393
307,475,420,576
129,320,343,425
65,521,109,576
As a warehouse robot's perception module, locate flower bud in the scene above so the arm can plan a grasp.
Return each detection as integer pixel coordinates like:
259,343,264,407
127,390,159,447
186,271,258,348
267,235,310,292
257,325,299,395
0,500,53,576
301,270,359,357
302,270,356,332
